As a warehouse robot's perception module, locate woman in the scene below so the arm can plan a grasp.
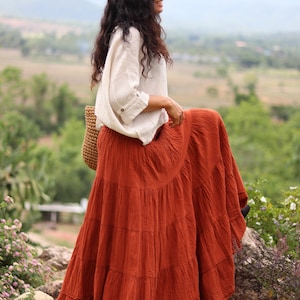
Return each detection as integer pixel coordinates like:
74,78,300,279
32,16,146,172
57,0,248,299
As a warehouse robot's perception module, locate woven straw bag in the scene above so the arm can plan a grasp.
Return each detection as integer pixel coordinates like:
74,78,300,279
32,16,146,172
81,106,99,170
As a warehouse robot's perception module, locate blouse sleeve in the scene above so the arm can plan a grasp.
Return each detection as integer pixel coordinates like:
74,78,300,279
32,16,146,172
107,27,149,125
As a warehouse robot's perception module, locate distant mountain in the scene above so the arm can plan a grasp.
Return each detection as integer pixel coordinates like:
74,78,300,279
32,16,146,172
0,0,103,24
162,0,300,33
0,0,300,33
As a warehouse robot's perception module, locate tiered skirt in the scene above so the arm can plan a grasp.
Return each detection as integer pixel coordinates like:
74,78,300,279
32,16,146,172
57,109,247,300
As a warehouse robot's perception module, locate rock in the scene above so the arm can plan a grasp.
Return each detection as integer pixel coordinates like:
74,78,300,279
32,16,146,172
38,280,63,300
39,246,73,271
30,228,297,299
231,227,297,299
241,227,272,254
16,291,54,300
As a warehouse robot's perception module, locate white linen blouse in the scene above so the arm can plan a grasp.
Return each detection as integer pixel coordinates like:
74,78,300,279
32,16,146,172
94,26,169,145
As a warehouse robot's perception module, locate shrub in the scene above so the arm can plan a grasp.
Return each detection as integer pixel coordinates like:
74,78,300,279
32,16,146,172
246,180,300,258
233,181,300,298
234,233,300,299
0,196,52,299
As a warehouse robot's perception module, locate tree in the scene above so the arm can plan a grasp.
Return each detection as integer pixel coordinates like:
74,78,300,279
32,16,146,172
0,67,27,115
228,72,259,106
284,111,300,180
52,84,80,129
0,25,22,48
30,73,53,113
236,48,261,68
0,112,54,230
22,73,57,133
222,101,288,200
52,118,94,203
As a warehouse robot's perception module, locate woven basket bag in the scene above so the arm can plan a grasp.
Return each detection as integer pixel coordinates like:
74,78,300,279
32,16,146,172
81,106,98,170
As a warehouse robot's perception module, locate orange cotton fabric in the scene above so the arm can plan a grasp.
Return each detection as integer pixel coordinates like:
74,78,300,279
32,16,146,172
57,108,248,300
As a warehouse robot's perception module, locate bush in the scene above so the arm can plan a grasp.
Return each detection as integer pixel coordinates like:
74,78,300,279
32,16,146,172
0,196,52,299
246,180,300,259
234,232,300,299
0,112,55,231
233,181,300,298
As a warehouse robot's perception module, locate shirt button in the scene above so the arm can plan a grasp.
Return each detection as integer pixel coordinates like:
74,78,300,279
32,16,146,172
121,108,125,112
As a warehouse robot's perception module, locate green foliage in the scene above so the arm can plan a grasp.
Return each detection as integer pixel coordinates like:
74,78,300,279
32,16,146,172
0,196,52,299
0,66,92,211
52,84,81,129
223,101,273,144
246,180,300,258
167,31,300,70
206,86,219,97
0,112,54,230
220,97,299,201
0,67,27,115
228,72,259,105
238,181,300,298
236,47,261,68
216,65,228,77
0,25,94,58
52,118,94,203
284,113,300,181
277,187,300,255
2,24,300,69
0,25,23,48
270,105,300,122
0,67,85,135
245,179,275,244
25,73,57,133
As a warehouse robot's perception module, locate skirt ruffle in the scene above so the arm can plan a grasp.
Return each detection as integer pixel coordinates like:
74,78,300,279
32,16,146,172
58,109,247,300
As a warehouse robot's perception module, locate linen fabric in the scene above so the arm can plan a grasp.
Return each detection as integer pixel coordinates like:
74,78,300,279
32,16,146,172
57,108,248,300
94,26,169,145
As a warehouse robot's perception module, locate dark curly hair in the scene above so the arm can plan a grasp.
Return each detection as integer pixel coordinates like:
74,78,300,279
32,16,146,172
91,0,172,87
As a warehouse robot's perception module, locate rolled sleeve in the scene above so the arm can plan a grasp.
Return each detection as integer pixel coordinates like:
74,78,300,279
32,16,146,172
116,90,149,124
108,27,149,124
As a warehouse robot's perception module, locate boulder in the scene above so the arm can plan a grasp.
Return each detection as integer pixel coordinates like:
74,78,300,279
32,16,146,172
39,246,73,272
38,280,63,300
231,227,297,299
16,291,54,300
31,227,297,299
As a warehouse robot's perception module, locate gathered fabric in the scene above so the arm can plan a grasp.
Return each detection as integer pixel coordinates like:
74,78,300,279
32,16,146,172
57,108,247,300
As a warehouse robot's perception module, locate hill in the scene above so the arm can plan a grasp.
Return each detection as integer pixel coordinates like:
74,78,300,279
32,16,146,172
0,0,102,24
0,0,300,33
163,0,300,33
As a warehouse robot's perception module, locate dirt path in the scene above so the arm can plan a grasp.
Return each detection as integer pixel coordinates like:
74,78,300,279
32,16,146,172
29,222,80,248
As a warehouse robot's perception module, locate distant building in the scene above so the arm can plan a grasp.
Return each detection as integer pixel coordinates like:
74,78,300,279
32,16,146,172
235,41,248,48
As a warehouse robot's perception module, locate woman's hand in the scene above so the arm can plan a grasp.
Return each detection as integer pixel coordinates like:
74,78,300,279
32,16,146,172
144,95,184,127
164,97,184,127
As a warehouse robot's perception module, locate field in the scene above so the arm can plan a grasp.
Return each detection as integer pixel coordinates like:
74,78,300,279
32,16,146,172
0,48,93,101
1,48,300,109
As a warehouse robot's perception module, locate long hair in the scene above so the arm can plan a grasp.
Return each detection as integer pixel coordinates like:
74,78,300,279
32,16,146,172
91,0,172,87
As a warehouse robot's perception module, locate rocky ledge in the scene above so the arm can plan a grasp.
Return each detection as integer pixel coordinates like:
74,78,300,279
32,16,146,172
17,228,298,300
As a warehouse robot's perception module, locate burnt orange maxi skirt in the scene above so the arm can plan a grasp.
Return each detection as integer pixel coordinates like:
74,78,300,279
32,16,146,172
57,109,248,300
